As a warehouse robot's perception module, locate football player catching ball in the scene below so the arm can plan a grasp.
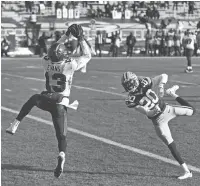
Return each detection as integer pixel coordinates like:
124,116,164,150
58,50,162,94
6,24,92,178
121,71,196,180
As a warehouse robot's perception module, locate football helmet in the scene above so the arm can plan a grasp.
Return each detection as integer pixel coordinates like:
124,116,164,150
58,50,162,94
121,72,139,92
48,43,68,63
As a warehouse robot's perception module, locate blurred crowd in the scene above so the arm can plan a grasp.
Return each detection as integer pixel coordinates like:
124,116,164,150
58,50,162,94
144,28,200,57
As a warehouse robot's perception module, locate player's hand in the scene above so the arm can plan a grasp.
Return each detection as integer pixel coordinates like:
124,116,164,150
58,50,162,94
66,24,83,39
158,84,165,97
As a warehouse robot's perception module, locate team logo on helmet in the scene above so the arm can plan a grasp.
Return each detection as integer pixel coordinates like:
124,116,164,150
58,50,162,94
121,72,139,92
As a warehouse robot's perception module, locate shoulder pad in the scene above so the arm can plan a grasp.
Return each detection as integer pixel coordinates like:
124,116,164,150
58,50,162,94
140,77,152,88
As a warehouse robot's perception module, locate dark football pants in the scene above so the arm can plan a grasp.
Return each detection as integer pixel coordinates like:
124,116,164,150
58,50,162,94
16,94,67,153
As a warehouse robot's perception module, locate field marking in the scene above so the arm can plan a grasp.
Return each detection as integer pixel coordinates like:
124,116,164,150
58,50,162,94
1,73,126,97
2,56,200,60
4,89,12,92
2,73,200,98
2,106,200,173
30,88,39,91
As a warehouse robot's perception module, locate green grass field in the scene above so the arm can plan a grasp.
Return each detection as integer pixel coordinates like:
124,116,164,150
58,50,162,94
1,56,200,186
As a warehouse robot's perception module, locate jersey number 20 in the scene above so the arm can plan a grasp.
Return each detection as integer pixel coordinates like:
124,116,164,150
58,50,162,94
139,89,159,110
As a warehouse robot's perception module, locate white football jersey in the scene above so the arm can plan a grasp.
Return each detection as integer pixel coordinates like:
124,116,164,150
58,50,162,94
185,35,196,50
42,41,91,97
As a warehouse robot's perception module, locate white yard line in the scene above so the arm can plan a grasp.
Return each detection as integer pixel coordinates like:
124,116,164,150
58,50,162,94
1,73,200,99
2,56,200,60
4,89,12,92
2,106,200,173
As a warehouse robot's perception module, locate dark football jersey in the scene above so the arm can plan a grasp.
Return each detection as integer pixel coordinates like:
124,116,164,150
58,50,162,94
125,76,166,117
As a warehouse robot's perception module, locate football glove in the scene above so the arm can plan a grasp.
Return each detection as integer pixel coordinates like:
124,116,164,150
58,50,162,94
66,24,83,39
158,83,165,97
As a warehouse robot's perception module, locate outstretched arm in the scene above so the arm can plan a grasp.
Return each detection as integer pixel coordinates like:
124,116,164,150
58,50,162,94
74,38,92,71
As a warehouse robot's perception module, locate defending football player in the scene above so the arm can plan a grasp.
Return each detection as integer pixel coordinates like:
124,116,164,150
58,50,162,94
121,72,196,180
6,24,92,178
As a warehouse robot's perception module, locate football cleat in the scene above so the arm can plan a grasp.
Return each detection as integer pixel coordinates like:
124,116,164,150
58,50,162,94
166,85,179,98
185,68,193,73
6,122,19,135
54,152,65,178
178,171,192,180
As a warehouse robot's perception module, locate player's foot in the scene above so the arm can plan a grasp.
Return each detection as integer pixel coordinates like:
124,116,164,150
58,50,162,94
6,122,20,135
178,171,192,180
166,85,179,98
80,65,87,73
185,67,193,73
54,152,65,178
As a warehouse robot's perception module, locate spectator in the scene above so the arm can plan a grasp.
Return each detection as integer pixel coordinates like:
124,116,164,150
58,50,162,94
176,19,184,32
174,30,182,56
173,1,178,10
193,32,198,56
167,28,174,56
29,12,37,26
95,31,104,57
182,31,188,56
114,33,121,57
1,38,9,57
145,29,154,56
165,1,169,9
146,7,152,19
126,32,136,57
25,1,33,13
97,6,103,18
105,2,112,17
107,33,116,57
88,5,96,18
154,29,163,56
152,6,160,19
197,20,200,30
54,31,61,42
160,31,166,56
188,1,195,14
38,32,52,57
160,18,172,29
196,31,200,56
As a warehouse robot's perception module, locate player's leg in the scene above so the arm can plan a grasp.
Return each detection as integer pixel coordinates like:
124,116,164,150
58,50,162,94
153,115,192,179
51,104,67,178
6,94,50,134
166,85,195,116
185,48,193,73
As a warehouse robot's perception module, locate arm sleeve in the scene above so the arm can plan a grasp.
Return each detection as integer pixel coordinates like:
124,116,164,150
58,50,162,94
151,74,168,88
74,39,92,71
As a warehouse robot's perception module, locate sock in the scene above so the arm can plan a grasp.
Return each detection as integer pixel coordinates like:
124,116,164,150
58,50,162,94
59,151,65,158
181,163,190,172
187,56,191,67
176,97,193,107
168,142,184,165
13,119,20,126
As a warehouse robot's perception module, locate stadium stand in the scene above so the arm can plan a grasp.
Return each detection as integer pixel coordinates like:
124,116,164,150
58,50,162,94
1,1,200,57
